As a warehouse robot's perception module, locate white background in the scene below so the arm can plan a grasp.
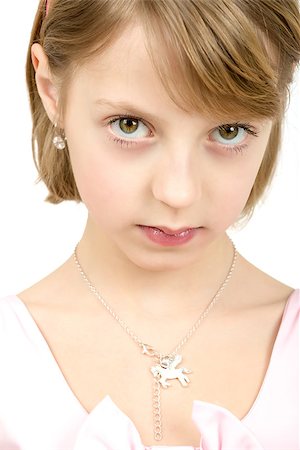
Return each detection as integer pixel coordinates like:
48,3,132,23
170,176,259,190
0,1,299,297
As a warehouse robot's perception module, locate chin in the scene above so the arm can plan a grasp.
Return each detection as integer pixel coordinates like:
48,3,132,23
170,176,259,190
124,251,199,273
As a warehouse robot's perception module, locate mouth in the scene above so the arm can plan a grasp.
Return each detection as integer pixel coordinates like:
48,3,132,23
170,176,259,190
137,225,203,247
139,225,201,236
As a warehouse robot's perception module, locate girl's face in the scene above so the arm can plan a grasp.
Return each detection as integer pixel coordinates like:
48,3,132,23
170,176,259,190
63,24,272,271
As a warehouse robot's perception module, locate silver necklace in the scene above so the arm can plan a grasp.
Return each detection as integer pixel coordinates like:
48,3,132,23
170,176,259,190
73,238,238,442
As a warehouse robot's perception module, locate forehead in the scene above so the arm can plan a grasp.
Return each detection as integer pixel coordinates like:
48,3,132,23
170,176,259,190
68,17,278,122
70,24,194,115
104,22,149,63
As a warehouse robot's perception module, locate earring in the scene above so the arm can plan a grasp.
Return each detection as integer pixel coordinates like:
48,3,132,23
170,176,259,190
52,123,67,150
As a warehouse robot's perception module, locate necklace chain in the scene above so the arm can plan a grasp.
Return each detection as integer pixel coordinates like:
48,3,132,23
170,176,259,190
73,237,238,442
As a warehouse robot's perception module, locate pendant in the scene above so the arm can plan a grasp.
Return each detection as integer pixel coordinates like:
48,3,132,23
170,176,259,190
141,343,157,356
150,354,192,388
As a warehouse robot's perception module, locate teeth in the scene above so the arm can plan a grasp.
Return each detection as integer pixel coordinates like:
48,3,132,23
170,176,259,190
153,228,190,237
175,230,190,237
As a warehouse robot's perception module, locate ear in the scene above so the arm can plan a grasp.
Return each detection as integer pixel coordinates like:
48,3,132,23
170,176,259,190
31,43,61,125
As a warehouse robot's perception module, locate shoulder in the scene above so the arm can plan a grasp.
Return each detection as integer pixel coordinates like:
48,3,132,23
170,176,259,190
232,251,297,307
0,295,30,350
219,251,298,340
282,288,299,326
17,256,82,309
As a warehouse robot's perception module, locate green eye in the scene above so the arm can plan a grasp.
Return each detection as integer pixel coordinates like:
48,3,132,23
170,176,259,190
118,118,139,134
218,125,239,140
109,115,150,139
212,122,258,145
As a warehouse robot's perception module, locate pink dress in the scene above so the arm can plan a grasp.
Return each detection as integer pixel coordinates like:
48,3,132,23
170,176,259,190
0,290,298,450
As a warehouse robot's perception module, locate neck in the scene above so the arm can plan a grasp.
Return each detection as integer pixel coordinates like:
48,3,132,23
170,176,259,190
74,219,237,319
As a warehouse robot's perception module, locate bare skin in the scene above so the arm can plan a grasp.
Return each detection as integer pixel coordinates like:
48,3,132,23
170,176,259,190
18,252,294,447
26,22,295,447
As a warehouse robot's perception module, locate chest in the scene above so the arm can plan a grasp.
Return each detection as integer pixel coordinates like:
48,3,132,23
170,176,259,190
28,303,284,447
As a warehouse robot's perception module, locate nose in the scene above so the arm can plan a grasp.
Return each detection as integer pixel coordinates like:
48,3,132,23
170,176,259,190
151,145,200,209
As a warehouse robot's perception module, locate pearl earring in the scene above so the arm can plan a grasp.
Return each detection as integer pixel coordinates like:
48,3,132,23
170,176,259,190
52,123,67,150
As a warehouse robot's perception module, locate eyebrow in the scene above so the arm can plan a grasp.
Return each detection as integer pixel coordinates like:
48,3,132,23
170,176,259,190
93,97,260,126
94,98,164,124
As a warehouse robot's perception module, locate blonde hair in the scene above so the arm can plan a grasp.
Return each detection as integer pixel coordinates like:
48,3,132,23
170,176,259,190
26,0,300,225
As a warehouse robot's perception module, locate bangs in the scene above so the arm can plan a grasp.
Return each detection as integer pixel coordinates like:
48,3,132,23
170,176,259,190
29,0,299,206
138,0,282,121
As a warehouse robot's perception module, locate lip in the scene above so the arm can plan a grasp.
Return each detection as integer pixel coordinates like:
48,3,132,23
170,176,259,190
150,226,198,236
138,225,202,247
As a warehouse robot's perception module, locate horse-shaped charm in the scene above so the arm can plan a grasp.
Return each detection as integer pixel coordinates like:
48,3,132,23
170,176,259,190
150,354,192,388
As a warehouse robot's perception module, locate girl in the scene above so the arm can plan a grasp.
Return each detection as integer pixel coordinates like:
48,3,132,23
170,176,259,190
0,0,299,449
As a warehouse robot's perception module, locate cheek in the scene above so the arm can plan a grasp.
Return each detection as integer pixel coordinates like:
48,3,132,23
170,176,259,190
75,159,124,211
221,175,254,211
209,153,266,229
68,137,140,225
